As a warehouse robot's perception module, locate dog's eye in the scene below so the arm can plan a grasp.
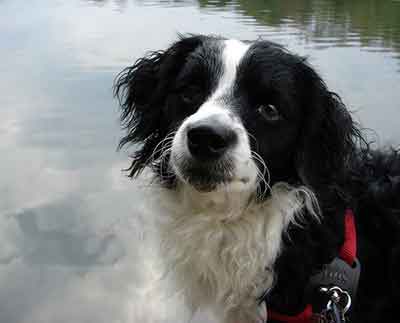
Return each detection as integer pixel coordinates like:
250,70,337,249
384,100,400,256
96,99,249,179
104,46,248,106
257,104,282,122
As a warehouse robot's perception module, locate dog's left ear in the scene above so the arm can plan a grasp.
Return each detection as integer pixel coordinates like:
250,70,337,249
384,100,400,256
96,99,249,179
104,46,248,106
295,61,359,192
113,35,206,177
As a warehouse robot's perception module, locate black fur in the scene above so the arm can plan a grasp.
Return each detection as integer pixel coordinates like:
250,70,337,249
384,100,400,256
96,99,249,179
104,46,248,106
114,35,223,184
114,35,400,322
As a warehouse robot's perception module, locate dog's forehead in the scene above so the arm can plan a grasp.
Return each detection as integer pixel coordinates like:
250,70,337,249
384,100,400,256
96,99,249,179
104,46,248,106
221,39,250,69
181,39,251,129
210,39,250,99
192,38,249,70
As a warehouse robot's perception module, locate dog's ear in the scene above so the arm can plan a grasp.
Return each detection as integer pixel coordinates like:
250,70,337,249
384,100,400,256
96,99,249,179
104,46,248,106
295,61,360,194
113,35,205,177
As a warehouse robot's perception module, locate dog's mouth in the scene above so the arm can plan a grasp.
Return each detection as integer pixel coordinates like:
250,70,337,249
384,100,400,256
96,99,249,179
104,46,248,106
171,155,235,192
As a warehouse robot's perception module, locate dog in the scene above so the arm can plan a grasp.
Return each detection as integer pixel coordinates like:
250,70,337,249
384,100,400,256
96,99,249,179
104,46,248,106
114,35,400,323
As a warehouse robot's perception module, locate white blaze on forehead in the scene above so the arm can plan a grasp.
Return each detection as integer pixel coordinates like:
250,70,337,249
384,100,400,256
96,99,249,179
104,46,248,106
211,39,250,99
183,39,250,124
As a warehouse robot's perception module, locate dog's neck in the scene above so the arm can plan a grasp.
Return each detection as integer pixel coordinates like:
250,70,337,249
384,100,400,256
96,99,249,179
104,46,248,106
176,183,255,221
156,180,318,321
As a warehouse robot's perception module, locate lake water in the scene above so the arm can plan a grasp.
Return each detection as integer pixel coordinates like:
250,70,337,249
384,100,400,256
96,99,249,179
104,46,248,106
1,1,399,322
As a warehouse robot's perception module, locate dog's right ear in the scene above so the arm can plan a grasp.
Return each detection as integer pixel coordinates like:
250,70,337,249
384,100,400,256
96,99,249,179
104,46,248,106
113,35,206,177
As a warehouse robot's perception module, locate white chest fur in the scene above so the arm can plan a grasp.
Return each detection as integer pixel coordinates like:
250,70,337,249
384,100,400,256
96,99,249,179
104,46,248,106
153,182,318,323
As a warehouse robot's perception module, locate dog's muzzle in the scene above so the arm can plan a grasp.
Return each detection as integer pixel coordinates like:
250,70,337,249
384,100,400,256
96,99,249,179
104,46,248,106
170,115,240,191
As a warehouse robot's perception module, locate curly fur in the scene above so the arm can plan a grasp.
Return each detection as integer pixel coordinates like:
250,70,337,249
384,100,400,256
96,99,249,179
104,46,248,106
114,35,400,323
157,182,318,322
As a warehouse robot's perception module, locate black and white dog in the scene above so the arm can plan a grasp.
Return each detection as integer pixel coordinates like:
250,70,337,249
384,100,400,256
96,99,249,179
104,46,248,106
114,35,400,323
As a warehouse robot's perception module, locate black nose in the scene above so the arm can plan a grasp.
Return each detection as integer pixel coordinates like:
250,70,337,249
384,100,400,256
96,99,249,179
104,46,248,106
187,121,237,161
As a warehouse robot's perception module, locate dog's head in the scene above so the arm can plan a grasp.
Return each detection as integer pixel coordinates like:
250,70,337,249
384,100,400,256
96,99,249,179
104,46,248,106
114,35,357,198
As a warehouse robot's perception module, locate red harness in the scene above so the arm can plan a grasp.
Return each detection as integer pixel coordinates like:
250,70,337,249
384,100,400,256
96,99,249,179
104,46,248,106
267,209,357,323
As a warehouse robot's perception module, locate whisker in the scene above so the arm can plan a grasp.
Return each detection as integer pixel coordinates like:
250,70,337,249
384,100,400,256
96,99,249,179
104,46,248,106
159,147,176,181
146,130,177,166
251,151,272,200
248,132,259,151
246,129,272,199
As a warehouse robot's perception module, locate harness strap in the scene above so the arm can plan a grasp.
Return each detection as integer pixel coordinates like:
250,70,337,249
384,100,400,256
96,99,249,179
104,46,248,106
268,304,313,323
339,209,357,266
267,209,357,323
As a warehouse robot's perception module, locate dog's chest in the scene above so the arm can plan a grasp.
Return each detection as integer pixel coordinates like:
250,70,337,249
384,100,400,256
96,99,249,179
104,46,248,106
145,181,316,322
157,189,296,309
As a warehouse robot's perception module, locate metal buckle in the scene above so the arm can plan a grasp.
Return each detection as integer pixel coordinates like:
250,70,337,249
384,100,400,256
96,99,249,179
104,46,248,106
307,257,360,301
319,286,352,323
325,286,352,314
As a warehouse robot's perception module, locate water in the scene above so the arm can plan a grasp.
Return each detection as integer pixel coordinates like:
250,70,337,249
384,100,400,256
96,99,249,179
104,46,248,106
0,1,399,322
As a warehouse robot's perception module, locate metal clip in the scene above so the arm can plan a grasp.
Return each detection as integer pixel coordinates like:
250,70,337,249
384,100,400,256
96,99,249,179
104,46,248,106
319,286,352,323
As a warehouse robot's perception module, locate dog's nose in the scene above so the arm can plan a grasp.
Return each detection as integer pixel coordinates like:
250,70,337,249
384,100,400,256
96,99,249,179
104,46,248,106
187,121,237,160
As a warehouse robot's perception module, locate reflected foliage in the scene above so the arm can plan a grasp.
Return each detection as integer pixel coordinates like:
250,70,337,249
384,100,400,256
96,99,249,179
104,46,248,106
199,0,400,53
86,0,400,55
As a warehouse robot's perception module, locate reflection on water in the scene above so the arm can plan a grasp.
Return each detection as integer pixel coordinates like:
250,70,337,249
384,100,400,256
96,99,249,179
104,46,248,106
0,0,399,322
92,0,400,55
13,206,123,267
200,0,400,54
